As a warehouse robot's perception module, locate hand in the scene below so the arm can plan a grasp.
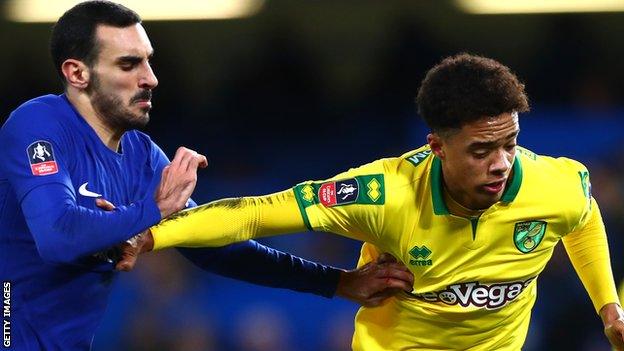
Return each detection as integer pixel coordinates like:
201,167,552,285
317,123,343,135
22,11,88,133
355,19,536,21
336,253,414,307
155,146,208,218
600,303,624,350
95,198,147,272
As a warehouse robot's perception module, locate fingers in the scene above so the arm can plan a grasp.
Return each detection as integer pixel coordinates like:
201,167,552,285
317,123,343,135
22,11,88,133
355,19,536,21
377,252,397,264
170,146,208,172
115,241,140,272
95,198,115,211
155,146,207,218
361,288,406,307
197,154,208,168
380,277,413,293
378,264,414,281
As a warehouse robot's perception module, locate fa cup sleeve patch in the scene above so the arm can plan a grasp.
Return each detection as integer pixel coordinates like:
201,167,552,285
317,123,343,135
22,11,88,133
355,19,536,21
27,140,58,176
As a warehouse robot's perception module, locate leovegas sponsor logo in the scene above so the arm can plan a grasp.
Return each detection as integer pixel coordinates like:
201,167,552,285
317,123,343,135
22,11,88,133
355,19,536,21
408,277,535,310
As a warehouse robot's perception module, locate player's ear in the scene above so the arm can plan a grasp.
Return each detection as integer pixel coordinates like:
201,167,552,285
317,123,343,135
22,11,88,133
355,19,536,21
427,133,445,159
61,59,90,90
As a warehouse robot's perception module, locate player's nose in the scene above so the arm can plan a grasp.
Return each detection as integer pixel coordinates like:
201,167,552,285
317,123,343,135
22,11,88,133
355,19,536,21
139,62,158,89
489,148,512,174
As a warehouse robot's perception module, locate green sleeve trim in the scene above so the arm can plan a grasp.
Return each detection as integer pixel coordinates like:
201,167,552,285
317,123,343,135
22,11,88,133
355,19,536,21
292,185,313,231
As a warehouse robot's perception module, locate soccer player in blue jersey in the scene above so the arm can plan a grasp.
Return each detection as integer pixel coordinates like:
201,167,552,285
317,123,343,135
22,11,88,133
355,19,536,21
0,1,413,350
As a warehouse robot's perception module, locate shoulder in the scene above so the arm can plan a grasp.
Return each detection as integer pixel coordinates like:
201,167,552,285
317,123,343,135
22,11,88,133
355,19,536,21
379,145,434,190
517,146,588,181
517,147,591,227
3,95,65,130
329,145,431,183
330,145,433,205
0,95,72,149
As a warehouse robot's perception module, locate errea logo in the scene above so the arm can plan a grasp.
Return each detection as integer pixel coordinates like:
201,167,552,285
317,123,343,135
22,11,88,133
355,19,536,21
409,245,432,266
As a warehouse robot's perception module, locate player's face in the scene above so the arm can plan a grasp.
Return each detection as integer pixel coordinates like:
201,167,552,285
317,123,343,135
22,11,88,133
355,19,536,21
88,24,158,130
429,112,519,210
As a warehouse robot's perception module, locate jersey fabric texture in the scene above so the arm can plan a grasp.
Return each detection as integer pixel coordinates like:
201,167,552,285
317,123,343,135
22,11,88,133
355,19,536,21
292,144,609,350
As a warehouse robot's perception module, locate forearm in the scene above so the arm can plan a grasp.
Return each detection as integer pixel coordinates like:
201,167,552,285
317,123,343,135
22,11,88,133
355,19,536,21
562,200,619,314
23,183,161,263
177,240,341,298
152,189,306,250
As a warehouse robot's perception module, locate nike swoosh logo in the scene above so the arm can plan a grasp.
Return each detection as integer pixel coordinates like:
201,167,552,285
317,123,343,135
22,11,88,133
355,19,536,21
78,182,102,198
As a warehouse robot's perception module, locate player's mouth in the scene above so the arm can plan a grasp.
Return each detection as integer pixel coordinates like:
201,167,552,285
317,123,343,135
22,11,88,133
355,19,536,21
131,90,153,109
482,179,506,194
134,99,152,109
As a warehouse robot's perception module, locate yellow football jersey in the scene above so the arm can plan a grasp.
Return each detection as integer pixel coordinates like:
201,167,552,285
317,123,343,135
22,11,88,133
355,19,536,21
292,145,597,350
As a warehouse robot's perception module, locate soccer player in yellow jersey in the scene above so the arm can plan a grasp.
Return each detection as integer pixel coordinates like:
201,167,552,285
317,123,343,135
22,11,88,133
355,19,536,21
138,54,624,350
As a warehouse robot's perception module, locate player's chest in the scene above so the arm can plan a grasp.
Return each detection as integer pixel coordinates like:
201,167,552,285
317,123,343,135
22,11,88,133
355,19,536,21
389,208,567,287
67,150,157,208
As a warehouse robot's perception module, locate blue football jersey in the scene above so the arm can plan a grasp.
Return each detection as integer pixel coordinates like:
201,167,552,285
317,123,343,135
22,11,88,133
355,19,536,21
0,94,163,350
0,94,344,351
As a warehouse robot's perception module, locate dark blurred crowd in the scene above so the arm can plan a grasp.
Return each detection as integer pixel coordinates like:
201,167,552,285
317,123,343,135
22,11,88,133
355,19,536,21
1,2,623,350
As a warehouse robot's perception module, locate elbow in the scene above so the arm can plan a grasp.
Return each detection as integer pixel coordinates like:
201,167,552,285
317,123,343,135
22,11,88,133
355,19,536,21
36,241,82,265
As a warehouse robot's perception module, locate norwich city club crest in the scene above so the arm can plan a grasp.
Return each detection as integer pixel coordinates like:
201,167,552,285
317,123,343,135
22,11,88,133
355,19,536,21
513,221,547,253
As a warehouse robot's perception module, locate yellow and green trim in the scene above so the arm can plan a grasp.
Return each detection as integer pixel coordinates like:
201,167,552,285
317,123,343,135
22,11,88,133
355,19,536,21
430,155,523,215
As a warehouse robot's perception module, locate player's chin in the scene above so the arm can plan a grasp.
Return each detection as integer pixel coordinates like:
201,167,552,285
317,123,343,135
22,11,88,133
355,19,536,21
473,190,503,208
127,112,150,129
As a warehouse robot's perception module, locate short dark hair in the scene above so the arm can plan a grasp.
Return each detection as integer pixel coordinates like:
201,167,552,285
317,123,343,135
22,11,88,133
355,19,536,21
416,53,529,134
50,0,141,81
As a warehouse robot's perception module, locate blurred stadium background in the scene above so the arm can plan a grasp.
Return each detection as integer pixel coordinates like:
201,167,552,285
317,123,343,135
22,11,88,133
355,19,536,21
2,0,624,350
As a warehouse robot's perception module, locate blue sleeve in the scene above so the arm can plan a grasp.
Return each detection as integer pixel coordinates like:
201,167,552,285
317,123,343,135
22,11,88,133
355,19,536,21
177,241,341,298
21,183,159,264
0,101,161,265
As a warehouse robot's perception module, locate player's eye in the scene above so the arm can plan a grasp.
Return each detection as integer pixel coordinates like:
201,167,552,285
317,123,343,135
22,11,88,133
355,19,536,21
472,150,489,159
505,144,517,152
119,63,136,71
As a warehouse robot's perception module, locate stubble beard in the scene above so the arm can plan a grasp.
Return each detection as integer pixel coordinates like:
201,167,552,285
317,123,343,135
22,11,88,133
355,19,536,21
89,73,151,132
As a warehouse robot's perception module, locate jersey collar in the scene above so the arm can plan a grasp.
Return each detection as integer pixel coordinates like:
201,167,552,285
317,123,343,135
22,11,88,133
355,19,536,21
430,154,523,215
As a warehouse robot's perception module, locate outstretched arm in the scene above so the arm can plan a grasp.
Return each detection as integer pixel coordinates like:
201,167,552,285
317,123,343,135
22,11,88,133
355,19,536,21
562,199,623,350
148,189,309,250
177,244,413,305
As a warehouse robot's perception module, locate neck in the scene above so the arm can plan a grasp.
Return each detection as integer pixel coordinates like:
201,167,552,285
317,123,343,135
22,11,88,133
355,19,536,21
443,186,484,218
441,176,480,211
66,89,123,152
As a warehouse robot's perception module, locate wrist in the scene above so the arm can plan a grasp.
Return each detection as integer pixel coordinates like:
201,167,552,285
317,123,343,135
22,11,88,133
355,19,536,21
335,269,352,300
140,229,155,253
156,201,172,218
600,303,624,326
